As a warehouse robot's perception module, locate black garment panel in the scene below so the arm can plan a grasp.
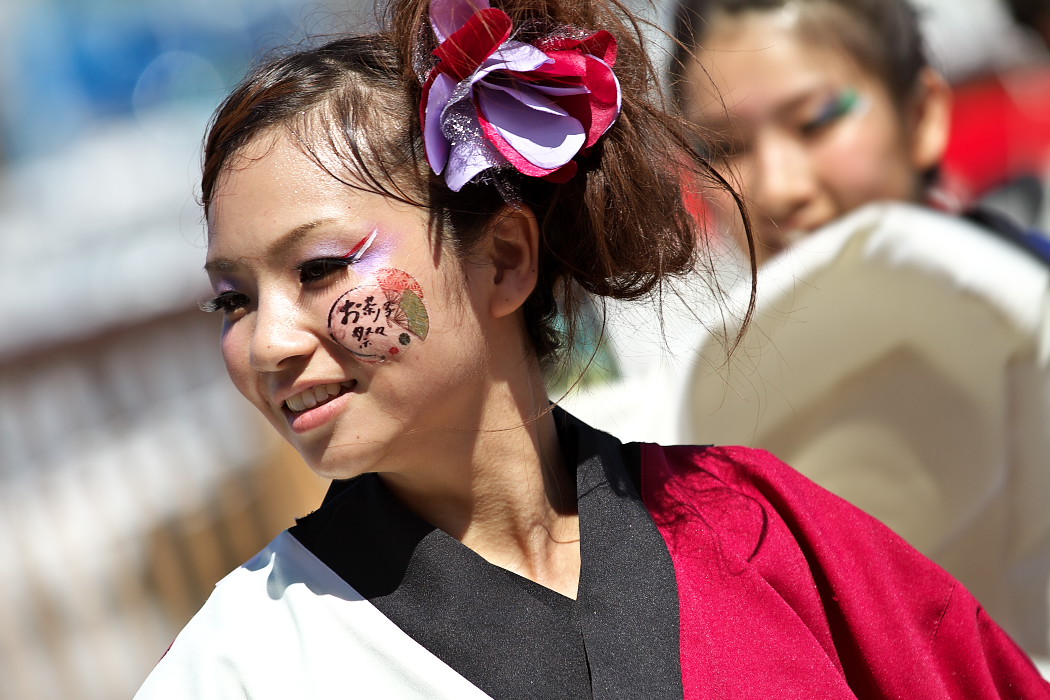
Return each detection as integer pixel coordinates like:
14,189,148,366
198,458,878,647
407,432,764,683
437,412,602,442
290,408,684,700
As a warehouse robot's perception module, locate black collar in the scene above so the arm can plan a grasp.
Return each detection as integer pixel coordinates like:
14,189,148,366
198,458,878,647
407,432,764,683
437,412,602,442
290,408,683,700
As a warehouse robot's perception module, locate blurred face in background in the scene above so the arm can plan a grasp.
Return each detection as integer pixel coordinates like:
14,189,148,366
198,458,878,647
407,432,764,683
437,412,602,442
682,9,949,265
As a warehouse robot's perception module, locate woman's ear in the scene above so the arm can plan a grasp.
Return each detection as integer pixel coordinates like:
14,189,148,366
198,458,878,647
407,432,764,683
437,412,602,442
909,67,952,172
482,205,541,319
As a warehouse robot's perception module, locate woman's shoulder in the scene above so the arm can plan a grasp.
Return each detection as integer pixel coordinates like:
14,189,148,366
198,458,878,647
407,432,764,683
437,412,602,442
133,533,313,697
637,442,1050,696
136,531,494,699
638,441,941,588
140,532,355,666
136,534,380,696
643,442,837,493
640,442,868,524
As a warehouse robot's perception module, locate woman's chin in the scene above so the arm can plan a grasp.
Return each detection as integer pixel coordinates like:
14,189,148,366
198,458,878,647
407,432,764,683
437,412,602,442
297,437,384,482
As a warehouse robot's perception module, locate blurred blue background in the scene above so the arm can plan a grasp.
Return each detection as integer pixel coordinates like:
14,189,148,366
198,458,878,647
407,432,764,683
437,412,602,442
3,0,339,162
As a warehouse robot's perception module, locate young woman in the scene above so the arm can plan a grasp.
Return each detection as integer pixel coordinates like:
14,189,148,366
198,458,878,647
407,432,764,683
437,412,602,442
135,0,1049,695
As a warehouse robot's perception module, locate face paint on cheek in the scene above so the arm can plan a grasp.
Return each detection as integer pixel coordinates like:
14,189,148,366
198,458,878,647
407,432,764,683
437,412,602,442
327,268,430,363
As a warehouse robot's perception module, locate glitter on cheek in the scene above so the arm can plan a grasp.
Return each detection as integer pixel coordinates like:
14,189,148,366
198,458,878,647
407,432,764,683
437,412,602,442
327,268,430,363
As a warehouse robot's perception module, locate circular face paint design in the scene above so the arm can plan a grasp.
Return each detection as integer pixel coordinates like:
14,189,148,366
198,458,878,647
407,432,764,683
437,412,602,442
328,268,430,363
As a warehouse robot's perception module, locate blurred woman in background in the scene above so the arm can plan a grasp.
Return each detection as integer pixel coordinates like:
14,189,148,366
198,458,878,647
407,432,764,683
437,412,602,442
666,0,1050,664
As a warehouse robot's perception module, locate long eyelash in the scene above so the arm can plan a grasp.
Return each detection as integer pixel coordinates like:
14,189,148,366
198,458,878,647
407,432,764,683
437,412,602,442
297,258,352,274
295,230,379,279
199,292,243,313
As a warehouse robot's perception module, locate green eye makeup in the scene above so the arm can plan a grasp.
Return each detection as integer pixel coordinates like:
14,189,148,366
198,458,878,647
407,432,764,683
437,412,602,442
802,88,868,135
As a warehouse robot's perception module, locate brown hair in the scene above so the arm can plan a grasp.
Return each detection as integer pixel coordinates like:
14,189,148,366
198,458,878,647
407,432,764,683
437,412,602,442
1005,0,1050,35
669,0,929,108
202,0,753,367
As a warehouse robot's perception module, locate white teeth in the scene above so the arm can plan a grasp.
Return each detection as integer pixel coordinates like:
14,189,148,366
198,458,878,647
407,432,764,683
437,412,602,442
284,381,354,413
286,393,306,413
309,384,343,406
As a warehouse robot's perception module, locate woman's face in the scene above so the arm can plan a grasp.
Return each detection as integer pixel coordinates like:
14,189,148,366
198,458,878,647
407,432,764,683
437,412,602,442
205,131,487,480
682,11,934,264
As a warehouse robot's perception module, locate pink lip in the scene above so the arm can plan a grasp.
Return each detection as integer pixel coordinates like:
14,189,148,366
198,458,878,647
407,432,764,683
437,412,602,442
283,389,354,434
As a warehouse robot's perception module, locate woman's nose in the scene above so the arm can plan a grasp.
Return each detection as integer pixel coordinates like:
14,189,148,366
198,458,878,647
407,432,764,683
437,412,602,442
248,297,317,373
751,132,817,221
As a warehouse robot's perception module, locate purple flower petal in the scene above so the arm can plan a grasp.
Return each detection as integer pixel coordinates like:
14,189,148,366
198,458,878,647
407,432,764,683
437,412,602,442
478,41,550,74
424,73,457,174
482,81,571,116
476,84,585,169
430,0,490,43
530,83,591,97
445,136,504,191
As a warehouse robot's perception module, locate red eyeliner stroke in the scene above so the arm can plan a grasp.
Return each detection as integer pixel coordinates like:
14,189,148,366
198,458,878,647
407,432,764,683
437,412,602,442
342,229,378,261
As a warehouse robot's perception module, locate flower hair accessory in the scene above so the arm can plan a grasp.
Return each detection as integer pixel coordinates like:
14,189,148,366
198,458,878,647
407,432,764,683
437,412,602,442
421,0,622,191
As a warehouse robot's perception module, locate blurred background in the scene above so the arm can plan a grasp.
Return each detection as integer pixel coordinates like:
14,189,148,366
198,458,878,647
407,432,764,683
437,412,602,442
0,0,1048,698
0,1,360,697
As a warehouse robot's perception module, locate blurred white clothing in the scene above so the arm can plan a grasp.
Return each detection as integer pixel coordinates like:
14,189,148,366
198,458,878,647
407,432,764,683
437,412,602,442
912,0,1046,82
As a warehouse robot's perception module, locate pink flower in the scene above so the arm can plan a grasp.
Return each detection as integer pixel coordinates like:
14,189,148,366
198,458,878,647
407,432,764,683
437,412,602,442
421,0,622,191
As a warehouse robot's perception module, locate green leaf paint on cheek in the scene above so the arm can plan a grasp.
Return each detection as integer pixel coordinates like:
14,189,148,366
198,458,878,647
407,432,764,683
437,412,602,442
399,290,430,340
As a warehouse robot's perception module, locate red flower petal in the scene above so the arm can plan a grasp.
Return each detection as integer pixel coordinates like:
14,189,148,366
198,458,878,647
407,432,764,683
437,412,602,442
433,8,512,81
537,30,618,67
536,53,619,147
579,55,620,145
541,160,578,183
530,50,588,80
420,68,437,132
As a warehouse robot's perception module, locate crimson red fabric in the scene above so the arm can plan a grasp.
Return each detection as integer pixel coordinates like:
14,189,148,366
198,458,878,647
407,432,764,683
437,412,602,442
941,68,1050,202
641,443,1050,699
433,8,512,81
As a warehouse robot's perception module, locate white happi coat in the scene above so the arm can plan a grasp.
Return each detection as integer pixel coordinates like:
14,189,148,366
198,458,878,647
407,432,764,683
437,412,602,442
135,532,494,699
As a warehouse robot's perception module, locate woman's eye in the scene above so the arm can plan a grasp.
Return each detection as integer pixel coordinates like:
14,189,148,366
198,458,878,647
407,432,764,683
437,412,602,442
799,112,839,137
298,258,351,284
799,90,864,137
200,291,251,314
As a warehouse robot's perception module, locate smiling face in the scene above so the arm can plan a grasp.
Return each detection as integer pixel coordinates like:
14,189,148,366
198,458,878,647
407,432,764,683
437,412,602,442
205,130,488,480
683,10,943,265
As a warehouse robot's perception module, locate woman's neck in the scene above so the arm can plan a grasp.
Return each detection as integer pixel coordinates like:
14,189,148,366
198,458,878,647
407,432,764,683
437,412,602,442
380,372,582,599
